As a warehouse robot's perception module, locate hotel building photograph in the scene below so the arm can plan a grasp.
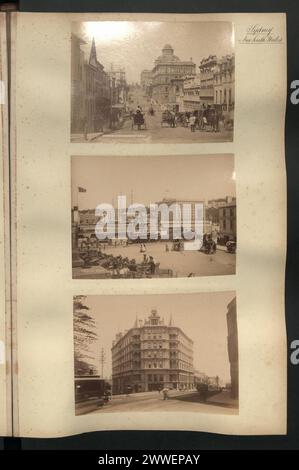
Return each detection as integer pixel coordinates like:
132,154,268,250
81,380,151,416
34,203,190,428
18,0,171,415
73,292,238,415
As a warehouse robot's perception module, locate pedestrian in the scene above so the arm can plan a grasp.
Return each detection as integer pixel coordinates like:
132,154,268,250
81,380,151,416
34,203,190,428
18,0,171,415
162,388,169,400
170,110,176,128
149,256,156,274
189,114,196,132
82,116,88,141
214,109,220,132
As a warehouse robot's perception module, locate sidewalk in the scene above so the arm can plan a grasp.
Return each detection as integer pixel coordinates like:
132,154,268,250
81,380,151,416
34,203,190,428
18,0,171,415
71,131,105,143
71,121,131,142
206,390,238,408
110,389,194,402
111,391,157,400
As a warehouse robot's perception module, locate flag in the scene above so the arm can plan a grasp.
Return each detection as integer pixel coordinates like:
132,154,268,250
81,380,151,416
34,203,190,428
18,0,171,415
78,187,86,193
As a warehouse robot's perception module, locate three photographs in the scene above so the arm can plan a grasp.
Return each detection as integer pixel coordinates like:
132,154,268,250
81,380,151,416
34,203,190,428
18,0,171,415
71,20,238,418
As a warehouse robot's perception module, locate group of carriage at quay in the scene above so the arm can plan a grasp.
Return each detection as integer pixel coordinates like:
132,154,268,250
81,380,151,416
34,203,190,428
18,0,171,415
130,103,234,132
74,232,236,279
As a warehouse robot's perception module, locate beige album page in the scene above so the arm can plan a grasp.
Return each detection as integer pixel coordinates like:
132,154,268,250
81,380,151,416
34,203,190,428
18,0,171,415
0,12,10,437
11,12,286,437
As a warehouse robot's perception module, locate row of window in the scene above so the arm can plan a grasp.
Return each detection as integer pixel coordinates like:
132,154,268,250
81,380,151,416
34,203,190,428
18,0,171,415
221,220,236,231
215,88,233,105
219,207,236,217
214,72,233,84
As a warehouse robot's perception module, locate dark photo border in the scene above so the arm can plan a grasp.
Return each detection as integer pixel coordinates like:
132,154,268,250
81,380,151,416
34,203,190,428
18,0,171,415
1,0,299,451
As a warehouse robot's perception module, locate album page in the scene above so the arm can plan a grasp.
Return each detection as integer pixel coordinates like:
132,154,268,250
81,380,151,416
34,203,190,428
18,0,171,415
0,12,11,437
11,12,286,437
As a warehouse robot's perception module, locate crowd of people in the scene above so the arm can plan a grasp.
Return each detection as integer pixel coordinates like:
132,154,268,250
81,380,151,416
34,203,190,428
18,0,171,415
129,102,225,133
161,106,223,132
78,241,161,278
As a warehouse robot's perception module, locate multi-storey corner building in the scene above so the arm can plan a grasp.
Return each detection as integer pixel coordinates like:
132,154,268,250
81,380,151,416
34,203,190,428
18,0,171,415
111,309,194,394
151,45,196,105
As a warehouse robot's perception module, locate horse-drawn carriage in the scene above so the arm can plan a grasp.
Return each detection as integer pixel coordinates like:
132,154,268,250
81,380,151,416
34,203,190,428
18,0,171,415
161,110,177,127
200,234,217,254
198,107,221,132
131,111,147,130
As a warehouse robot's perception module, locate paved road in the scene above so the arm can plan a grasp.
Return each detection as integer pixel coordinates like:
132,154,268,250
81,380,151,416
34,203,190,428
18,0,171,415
94,87,233,144
73,242,235,278
96,113,232,144
91,390,237,414
71,87,233,143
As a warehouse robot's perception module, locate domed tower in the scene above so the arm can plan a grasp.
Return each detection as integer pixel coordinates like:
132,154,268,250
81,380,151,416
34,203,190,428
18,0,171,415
151,44,195,105
161,44,178,60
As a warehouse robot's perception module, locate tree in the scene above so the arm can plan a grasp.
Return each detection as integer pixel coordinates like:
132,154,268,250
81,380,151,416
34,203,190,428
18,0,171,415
73,296,98,376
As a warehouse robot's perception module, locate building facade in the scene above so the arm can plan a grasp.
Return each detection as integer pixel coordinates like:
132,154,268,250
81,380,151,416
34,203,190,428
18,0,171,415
71,35,111,135
108,65,128,127
140,69,153,95
151,45,196,106
112,309,194,394
226,297,238,399
85,38,111,133
219,203,237,240
182,74,201,112
155,198,206,241
71,34,87,133
214,54,235,113
199,55,217,106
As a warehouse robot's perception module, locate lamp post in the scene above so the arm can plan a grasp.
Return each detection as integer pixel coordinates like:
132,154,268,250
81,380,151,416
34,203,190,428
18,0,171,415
109,75,115,129
72,187,86,268
100,347,106,378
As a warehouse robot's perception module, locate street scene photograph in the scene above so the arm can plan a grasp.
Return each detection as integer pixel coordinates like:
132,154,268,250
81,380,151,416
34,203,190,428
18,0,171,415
71,154,237,279
74,292,238,415
71,21,234,143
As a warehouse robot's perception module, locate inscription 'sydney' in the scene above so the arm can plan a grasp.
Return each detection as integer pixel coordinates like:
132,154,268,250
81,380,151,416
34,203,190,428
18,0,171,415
241,24,282,44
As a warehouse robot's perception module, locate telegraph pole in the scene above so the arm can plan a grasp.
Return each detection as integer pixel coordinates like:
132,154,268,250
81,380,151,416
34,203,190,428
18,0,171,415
100,347,106,378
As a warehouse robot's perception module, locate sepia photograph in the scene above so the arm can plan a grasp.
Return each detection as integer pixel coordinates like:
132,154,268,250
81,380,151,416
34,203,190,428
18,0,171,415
74,292,238,416
71,154,237,279
71,21,234,143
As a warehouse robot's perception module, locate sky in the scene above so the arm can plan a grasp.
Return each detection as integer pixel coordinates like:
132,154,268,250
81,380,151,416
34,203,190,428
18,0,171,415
71,154,236,210
77,291,236,383
72,21,234,83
